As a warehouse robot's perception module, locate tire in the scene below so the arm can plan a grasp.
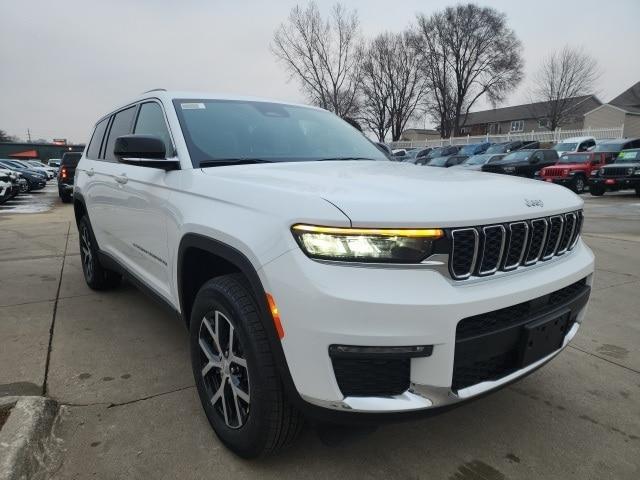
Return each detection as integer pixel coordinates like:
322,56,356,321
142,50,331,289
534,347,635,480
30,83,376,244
190,274,303,458
589,186,605,196
78,215,122,290
572,175,585,194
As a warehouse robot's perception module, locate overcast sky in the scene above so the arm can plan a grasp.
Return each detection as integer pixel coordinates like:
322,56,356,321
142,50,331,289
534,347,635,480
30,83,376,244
1,0,639,143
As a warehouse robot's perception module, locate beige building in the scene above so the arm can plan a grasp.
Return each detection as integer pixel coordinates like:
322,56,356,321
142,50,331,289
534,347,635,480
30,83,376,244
583,82,640,138
399,128,441,141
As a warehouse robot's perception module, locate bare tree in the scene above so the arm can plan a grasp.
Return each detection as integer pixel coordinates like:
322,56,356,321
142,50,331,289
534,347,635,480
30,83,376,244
359,32,428,141
359,36,391,141
415,4,524,137
0,129,19,142
271,2,363,118
530,46,600,131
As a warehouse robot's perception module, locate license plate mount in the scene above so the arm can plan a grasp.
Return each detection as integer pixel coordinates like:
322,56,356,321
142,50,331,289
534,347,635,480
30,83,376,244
519,312,570,367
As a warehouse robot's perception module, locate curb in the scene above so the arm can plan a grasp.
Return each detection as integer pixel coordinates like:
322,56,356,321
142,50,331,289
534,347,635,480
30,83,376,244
0,396,60,480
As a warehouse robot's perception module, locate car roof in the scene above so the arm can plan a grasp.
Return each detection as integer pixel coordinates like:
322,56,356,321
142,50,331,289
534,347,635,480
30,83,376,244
558,136,595,142
599,138,640,145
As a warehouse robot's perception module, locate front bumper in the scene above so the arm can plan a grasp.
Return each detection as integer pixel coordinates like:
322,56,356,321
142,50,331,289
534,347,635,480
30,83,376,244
589,176,640,190
260,240,594,414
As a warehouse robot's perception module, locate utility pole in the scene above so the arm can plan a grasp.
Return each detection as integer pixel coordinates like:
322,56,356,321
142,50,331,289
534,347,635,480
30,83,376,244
27,129,32,142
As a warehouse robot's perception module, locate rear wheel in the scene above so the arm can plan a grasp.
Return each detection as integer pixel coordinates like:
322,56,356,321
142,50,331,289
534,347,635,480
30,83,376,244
190,274,303,458
78,215,121,290
589,185,605,196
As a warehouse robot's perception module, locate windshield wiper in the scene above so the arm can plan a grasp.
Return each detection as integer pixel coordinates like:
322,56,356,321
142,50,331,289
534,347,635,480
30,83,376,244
316,157,377,161
199,158,273,167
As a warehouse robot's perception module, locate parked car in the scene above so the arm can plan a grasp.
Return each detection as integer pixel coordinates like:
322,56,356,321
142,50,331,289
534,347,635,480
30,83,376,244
8,159,54,180
552,136,596,156
0,170,13,204
591,138,640,160
74,90,593,458
0,160,47,191
482,149,559,178
450,153,506,171
588,148,640,196
457,142,492,156
48,159,61,168
540,152,610,193
419,145,461,164
58,151,82,202
427,154,468,168
484,141,539,154
0,168,22,201
26,159,58,175
414,147,432,163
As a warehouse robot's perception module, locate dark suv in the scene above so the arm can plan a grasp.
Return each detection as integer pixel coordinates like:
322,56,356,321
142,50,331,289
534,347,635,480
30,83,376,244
589,149,640,196
58,152,82,203
481,149,558,178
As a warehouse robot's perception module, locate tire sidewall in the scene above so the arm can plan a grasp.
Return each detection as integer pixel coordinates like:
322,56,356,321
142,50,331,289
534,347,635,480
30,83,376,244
189,282,273,458
78,216,98,285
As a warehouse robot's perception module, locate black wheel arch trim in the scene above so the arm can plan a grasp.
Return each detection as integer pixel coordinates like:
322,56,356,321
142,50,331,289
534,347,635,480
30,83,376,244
177,233,311,414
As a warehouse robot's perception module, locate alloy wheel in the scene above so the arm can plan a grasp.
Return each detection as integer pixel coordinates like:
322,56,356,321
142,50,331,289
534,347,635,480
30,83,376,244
198,310,250,429
80,225,93,280
575,177,584,192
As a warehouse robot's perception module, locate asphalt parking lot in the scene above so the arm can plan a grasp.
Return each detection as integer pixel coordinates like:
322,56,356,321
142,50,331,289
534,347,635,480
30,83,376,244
1,187,639,479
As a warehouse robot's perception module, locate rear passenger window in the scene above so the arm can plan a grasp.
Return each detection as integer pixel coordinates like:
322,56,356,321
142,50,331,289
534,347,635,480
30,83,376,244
86,118,109,160
134,102,173,155
104,107,137,162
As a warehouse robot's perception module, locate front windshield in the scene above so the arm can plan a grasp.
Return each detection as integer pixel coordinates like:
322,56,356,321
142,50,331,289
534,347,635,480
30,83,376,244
425,147,444,159
485,144,506,154
594,142,624,152
615,150,640,163
559,154,590,164
428,156,448,166
553,143,577,151
466,154,491,165
501,151,531,162
173,99,387,167
459,145,478,155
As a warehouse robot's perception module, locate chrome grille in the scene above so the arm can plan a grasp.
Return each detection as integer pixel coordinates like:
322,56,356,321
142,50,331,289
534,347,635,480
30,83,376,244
448,210,583,280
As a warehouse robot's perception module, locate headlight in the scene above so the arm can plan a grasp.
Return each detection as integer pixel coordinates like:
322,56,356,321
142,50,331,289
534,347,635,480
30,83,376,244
590,169,599,176
504,166,516,173
634,168,640,175
563,169,570,176
627,167,634,176
291,224,444,263
599,167,605,175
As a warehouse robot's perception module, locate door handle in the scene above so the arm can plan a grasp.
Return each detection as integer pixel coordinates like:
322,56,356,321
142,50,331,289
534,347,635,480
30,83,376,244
86,168,95,177
114,174,128,185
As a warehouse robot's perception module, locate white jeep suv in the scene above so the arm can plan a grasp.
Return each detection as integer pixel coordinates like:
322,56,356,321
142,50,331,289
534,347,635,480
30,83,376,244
74,90,594,457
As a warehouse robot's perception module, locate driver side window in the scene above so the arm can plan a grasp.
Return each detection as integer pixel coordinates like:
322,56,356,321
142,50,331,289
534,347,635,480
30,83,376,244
134,102,174,156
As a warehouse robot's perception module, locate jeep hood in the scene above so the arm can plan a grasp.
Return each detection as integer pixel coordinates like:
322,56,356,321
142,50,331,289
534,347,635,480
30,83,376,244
203,161,583,228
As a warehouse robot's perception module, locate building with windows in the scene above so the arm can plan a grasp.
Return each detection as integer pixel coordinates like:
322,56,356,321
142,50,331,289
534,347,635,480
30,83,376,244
583,81,640,138
458,95,601,136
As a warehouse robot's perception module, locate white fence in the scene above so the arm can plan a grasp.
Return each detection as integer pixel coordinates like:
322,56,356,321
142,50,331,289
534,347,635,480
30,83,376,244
389,126,625,150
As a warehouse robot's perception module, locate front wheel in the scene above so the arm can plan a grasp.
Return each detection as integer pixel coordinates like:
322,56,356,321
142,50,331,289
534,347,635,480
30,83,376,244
190,274,303,458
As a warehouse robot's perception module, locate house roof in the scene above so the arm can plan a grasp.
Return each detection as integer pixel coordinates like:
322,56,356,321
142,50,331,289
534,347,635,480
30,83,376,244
462,95,600,125
609,81,640,114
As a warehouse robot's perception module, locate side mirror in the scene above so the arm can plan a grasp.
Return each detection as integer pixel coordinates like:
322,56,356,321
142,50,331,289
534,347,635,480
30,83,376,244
114,135,179,170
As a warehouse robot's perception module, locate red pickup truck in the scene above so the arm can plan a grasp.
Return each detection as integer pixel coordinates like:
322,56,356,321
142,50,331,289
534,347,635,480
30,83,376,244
540,152,610,193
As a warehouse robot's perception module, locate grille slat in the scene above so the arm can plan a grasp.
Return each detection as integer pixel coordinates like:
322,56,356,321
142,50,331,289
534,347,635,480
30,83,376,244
524,218,547,265
603,167,631,177
448,210,582,281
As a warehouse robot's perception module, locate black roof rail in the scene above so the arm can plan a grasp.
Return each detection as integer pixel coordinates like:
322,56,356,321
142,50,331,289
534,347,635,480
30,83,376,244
141,88,167,94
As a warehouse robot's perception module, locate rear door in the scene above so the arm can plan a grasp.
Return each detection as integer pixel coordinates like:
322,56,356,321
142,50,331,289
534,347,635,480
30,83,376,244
110,101,177,299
